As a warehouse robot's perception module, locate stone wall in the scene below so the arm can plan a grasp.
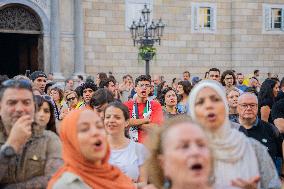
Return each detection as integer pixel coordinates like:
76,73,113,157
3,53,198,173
2,0,283,81
232,0,284,79
81,0,284,81
60,0,75,77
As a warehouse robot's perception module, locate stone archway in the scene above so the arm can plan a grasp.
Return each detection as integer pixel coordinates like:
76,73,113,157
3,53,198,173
0,4,44,78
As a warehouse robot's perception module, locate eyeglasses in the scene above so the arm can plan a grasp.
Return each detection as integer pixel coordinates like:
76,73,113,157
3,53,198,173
1,79,32,90
239,103,258,109
137,84,151,88
67,97,76,102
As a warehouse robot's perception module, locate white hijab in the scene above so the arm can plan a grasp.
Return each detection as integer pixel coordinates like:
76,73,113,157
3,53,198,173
188,80,260,188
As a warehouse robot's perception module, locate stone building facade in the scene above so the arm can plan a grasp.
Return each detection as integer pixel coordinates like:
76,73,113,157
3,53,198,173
0,0,284,81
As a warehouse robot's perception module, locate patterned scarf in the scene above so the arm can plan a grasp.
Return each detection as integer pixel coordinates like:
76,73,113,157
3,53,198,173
129,100,152,142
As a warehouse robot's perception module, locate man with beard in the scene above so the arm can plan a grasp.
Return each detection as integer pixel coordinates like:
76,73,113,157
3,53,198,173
236,73,248,92
80,81,97,109
0,79,62,188
124,75,163,143
29,71,47,94
99,78,120,101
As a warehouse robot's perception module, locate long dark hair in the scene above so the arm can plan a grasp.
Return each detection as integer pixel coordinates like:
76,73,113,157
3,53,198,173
157,81,167,98
177,80,192,96
34,95,57,134
258,79,277,103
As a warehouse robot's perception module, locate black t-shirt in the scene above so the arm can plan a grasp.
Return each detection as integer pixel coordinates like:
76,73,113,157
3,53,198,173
239,119,283,159
271,99,284,140
271,98,284,121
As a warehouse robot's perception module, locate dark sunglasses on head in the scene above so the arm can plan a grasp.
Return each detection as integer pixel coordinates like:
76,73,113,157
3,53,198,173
41,95,53,102
67,97,76,102
1,79,32,90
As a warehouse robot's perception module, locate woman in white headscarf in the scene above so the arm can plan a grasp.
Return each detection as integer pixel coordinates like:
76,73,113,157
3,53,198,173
188,80,280,189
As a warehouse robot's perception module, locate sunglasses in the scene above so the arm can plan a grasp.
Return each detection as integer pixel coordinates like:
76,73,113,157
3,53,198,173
1,79,32,90
67,97,76,102
41,95,53,102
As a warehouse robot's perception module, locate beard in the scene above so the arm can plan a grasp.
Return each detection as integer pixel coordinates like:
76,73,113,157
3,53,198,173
1,118,13,136
240,116,257,126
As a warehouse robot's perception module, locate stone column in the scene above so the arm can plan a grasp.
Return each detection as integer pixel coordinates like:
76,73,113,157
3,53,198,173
73,0,85,77
50,0,64,80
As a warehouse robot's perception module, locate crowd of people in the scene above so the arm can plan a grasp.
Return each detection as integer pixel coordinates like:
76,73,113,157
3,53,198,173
0,68,283,189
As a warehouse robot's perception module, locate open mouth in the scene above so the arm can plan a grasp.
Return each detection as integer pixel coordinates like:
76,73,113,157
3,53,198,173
141,91,146,95
95,140,102,147
92,139,104,151
207,113,216,121
191,163,203,171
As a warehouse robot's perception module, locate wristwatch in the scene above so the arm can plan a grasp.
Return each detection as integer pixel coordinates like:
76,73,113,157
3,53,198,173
1,145,16,158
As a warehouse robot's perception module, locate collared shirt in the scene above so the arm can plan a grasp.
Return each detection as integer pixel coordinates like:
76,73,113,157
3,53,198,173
252,117,259,128
0,122,63,188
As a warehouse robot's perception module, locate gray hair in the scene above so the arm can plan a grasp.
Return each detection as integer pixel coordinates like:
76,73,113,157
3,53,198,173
238,92,258,104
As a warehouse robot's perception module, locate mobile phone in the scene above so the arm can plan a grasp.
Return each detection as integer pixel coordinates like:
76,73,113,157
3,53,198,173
25,70,30,77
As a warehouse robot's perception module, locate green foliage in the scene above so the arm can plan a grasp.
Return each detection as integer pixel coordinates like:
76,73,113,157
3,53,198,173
139,46,156,56
138,46,156,62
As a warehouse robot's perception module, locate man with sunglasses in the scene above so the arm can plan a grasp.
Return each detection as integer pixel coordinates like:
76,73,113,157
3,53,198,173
0,79,62,188
237,92,283,176
124,75,163,143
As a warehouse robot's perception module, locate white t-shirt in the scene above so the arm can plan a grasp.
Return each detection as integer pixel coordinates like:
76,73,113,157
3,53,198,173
109,141,148,182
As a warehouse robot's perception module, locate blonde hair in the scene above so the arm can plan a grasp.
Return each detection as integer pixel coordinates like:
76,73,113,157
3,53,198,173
145,115,214,188
226,88,240,97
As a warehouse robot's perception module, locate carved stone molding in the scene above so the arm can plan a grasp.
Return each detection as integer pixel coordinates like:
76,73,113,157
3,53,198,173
0,6,41,32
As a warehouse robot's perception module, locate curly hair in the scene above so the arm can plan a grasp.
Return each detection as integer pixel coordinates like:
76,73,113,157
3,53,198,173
221,70,236,86
258,79,277,103
158,87,180,106
80,81,98,96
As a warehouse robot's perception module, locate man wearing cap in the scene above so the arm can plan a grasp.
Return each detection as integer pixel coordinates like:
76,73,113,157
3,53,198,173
30,71,47,94
191,76,201,87
0,79,62,188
